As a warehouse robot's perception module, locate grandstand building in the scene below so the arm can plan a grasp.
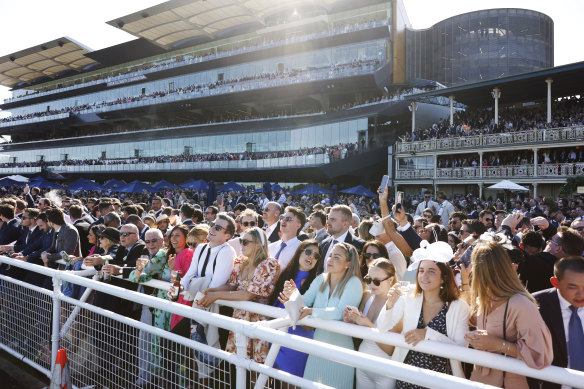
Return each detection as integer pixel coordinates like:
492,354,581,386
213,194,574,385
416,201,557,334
0,1,559,188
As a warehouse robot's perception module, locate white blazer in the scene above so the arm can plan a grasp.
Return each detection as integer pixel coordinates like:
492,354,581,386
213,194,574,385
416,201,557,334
378,291,470,379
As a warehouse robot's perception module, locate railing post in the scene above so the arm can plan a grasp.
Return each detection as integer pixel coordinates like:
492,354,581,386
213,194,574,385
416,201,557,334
51,276,62,376
235,332,248,389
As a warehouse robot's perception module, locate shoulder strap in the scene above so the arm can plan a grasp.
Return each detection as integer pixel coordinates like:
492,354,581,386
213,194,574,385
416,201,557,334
502,300,509,341
211,245,226,274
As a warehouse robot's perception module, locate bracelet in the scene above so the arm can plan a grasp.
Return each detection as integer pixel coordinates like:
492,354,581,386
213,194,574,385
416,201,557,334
499,340,506,353
505,342,511,356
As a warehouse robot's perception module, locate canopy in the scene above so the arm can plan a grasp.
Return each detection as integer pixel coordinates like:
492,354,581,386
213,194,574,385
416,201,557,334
487,180,529,192
340,185,377,198
293,184,332,195
117,180,153,193
0,177,23,187
102,179,126,190
217,181,247,192
151,180,178,190
180,179,208,191
29,177,62,189
1,175,29,182
67,178,102,191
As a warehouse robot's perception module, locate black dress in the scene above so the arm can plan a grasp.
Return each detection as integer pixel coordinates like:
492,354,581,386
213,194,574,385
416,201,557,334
396,302,449,389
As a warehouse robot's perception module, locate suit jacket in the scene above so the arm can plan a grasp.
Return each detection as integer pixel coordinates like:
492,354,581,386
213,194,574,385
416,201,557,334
25,193,39,209
47,223,80,261
14,226,43,253
318,231,365,274
399,225,422,251
267,221,280,243
110,240,148,319
24,230,54,265
139,225,150,241
518,252,557,293
314,228,329,245
73,219,91,257
111,240,147,279
0,218,22,245
528,288,567,389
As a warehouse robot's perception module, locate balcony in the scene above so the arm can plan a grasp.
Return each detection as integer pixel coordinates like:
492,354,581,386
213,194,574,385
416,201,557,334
395,126,584,154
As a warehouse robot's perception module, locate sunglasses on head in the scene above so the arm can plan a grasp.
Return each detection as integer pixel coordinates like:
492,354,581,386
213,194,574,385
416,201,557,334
363,275,391,286
209,221,224,232
364,253,381,260
239,238,254,246
144,238,159,244
242,221,256,227
303,248,321,260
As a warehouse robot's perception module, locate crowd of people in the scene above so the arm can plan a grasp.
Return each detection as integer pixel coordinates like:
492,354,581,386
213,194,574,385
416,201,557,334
0,180,582,389
402,96,584,142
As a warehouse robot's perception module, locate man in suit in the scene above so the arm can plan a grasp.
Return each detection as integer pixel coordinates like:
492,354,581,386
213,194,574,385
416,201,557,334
179,203,197,228
530,256,584,389
126,214,150,241
0,204,23,245
262,201,281,243
309,210,328,245
414,191,439,217
151,196,163,218
268,206,306,269
19,213,55,287
319,204,365,274
23,184,41,209
69,204,91,257
41,207,80,268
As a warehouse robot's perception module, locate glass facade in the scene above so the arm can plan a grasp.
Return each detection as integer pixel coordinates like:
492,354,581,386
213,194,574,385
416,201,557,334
398,156,433,169
9,40,388,116
3,118,368,163
406,9,553,86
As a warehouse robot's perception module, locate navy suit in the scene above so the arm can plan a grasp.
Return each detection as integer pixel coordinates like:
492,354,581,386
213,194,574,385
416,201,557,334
22,229,54,287
319,231,365,274
399,225,422,252
14,226,43,253
0,218,22,245
528,288,567,389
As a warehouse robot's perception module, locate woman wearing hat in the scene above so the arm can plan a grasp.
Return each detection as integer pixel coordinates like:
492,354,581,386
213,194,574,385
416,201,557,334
378,240,470,388
82,226,120,268
155,214,171,240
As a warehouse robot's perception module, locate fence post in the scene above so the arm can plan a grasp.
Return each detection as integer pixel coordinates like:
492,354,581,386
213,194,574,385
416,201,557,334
235,332,248,389
51,276,62,374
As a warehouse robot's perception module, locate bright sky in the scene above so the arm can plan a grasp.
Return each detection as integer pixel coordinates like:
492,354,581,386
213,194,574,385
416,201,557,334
0,0,581,104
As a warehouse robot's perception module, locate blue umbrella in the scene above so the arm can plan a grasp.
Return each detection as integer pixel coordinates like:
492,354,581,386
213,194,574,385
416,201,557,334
117,180,153,193
206,181,217,206
217,181,247,192
340,185,377,198
293,184,332,195
180,179,209,191
0,177,23,187
331,184,339,204
68,178,103,191
29,177,63,189
102,179,126,190
271,183,282,193
263,182,272,200
151,180,178,190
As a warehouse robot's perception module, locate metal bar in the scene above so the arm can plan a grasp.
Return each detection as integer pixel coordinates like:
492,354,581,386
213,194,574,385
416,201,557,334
50,277,61,384
59,273,100,339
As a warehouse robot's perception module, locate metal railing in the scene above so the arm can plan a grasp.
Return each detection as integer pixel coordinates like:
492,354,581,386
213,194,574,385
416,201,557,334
396,163,584,180
395,126,584,153
0,256,582,388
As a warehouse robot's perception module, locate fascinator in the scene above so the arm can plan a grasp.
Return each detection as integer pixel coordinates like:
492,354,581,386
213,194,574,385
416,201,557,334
407,240,454,271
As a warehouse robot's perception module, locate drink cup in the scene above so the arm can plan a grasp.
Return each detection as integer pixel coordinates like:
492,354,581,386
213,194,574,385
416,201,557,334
398,281,410,293
136,256,149,272
170,270,178,283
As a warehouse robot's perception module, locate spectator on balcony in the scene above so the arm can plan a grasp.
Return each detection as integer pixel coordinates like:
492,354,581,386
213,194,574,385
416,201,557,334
414,191,438,217
436,192,455,228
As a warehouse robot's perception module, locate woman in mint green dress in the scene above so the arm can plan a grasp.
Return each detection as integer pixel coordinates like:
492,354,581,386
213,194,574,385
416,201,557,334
280,242,364,389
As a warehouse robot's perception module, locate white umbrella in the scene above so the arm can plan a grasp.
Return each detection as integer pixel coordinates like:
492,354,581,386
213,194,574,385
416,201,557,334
487,180,529,191
1,175,29,182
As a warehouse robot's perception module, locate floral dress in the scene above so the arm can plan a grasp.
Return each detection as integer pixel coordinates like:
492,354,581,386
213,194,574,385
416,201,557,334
225,256,280,363
129,248,170,375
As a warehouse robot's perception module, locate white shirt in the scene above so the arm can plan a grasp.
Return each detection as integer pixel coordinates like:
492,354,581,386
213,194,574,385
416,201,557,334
258,197,269,209
384,241,407,280
324,229,350,265
268,236,301,269
557,289,584,379
181,242,235,290
264,221,279,239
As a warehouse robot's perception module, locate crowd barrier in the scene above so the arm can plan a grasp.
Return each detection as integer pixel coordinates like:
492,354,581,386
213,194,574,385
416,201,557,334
0,256,582,388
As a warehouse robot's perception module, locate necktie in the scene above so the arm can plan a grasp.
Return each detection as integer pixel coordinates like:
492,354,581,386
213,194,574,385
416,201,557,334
275,242,287,260
569,305,584,372
25,229,31,244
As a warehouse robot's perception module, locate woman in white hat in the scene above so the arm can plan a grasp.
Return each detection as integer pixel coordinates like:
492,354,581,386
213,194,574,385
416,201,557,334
378,240,470,389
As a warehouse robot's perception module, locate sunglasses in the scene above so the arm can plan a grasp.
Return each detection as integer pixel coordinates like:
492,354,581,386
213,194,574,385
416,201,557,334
209,221,225,232
303,248,321,260
280,216,294,222
242,221,256,227
121,232,136,237
364,253,381,260
364,275,391,286
144,238,159,244
239,238,254,246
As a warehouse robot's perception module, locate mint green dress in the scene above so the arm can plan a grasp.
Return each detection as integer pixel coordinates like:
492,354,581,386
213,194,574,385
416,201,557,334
129,248,170,375
302,274,363,389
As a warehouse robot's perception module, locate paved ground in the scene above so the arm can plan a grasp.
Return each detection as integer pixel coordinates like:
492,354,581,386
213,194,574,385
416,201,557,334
0,350,49,388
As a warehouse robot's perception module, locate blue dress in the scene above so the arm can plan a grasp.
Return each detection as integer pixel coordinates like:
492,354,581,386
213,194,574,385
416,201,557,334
274,270,314,376
302,274,363,389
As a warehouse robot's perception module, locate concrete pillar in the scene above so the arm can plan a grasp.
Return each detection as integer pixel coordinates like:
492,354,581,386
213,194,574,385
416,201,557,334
533,182,538,198
449,95,455,126
409,101,418,134
533,148,538,178
479,151,483,178
491,88,501,126
478,182,483,200
546,78,553,124
434,154,437,179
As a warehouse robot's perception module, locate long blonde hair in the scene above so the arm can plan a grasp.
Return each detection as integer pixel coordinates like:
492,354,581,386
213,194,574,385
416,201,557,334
240,227,269,276
320,242,364,297
470,241,536,316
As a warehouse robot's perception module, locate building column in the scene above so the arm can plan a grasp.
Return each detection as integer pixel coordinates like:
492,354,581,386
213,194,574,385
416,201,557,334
491,88,501,126
434,154,438,179
533,182,538,198
479,151,483,178
449,95,455,126
533,148,538,178
478,182,483,200
409,101,418,134
546,78,553,124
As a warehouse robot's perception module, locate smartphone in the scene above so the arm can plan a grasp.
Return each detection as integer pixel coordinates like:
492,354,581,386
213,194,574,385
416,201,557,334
396,191,404,211
380,175,390,194
457,246,473,268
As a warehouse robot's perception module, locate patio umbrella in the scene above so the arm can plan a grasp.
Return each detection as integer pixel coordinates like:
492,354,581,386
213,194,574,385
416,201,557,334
217,181,247,192
67,178,103,191
0,177,23,187
29,177,63,189
340,185,378,198
487,180,529,191
102,179,126,190
117,180,153,193
180,179,208,191
151,180,178,190
206,181,217,206
293,184,332,195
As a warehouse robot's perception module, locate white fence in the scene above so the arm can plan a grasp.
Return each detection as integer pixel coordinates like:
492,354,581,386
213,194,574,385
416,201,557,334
0,256,582,389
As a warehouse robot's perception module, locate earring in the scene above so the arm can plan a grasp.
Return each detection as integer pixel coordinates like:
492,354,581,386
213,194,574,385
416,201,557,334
440,284,444,290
